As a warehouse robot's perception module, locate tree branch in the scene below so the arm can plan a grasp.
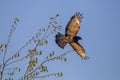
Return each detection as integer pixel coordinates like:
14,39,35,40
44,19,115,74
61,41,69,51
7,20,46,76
24,50,73,79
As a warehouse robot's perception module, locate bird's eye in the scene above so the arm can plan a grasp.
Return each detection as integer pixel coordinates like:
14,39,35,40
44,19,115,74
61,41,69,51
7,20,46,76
76,23,79,25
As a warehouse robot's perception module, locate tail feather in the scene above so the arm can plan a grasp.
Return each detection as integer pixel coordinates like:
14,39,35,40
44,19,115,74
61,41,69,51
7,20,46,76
55,32,67,49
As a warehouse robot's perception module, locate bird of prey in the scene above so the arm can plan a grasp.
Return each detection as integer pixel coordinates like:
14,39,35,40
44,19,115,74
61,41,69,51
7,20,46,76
55,12,88,59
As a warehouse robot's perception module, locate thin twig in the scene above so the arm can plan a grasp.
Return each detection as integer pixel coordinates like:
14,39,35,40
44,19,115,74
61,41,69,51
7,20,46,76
29,72,62,80
5,57,26,67
4,67,19,71
1,19,18,80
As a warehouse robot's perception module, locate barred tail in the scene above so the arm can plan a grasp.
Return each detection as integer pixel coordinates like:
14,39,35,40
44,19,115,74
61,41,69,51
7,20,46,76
55,32,67,49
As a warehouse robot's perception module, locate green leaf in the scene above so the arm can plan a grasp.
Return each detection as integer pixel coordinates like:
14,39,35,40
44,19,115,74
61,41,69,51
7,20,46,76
25,53,30,58
12,52,20,59
18,68,21,72
35,72,39,76
64,57,67,62
58,72,63,77
38,39,40,43
49,51,54,57
53,29,56,32
0,71,2,76
5,44,7,48
14,17,19,24
50,17,55,20
57,25,62,30
0,44,3,49
8,72,14,76
55,14,59,18
39,50,42,55
44,40,48,44
35,58,38,63
36,33,39,39
15,17,19,22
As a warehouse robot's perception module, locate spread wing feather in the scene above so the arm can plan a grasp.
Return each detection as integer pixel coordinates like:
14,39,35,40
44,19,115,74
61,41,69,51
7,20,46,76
65,12,83,36
65,12,83,42
69,41,87,59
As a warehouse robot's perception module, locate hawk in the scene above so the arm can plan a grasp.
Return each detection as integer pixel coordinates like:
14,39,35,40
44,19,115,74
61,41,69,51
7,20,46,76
55,12,87,59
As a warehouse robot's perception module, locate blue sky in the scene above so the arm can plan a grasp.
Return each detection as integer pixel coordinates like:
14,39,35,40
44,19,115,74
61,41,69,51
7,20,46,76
0,0,120,80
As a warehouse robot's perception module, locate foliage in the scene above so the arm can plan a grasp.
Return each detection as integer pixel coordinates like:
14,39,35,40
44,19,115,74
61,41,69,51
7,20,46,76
0,14,71,80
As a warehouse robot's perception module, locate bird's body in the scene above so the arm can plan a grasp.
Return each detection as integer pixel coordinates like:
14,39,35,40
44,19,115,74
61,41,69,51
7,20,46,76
55,12,87,59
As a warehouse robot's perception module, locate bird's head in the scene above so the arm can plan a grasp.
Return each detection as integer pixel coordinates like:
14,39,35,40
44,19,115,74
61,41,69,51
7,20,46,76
74,36,82,42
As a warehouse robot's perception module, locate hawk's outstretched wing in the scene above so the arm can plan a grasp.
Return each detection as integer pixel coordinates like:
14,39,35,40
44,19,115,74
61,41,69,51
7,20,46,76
65,12,83,42
69,40,87,59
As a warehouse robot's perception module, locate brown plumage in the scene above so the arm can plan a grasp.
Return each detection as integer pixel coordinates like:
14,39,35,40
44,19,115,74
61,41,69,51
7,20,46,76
70,41,86,59
55,12,87,59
